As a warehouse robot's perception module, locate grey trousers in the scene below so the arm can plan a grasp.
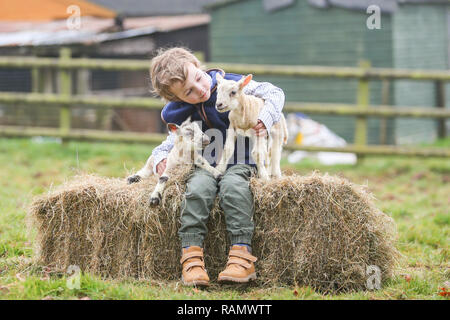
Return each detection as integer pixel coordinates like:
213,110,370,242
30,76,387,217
178,164,255,248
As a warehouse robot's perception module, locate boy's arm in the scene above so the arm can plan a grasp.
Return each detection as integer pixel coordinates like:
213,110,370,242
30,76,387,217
151,132,175,174
243,80,285,134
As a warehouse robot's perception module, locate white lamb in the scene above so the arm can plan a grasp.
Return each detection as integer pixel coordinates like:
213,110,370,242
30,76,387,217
127,117,222,205
215,73,288,180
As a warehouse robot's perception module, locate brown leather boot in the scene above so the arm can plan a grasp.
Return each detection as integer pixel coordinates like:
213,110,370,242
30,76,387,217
218,245,257,283
180,246,209,286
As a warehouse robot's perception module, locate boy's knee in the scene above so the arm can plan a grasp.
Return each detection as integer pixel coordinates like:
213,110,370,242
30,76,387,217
219,165,253,199
185,169,218,199
219,165,253,185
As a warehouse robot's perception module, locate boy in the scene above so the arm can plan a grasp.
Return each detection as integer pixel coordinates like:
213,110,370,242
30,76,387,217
150,47,285,286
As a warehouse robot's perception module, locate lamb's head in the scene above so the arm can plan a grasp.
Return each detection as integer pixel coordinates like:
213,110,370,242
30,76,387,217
215,73,253,113
167,117,210,150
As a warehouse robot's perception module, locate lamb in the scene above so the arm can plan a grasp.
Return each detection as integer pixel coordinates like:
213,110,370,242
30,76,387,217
214,73,288,180
127,117,222,205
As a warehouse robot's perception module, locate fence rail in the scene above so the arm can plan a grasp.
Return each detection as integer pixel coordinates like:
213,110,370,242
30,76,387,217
1,125,448,157
1,92,449,118
0,125,167,144
1,56,450,81
0,48,449,158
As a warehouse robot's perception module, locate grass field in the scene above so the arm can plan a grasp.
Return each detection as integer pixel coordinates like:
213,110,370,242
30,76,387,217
0,137,448,300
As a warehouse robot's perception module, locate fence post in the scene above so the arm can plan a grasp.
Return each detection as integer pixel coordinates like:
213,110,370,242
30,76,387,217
435,80,447,139
32,60,50,93
355,60,370,147
31,67,41,93
379,79,390,145
31,62,45,127
59,47,72,138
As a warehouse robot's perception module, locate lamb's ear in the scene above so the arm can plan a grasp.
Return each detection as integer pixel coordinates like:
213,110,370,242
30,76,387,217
239,74,253,89
215,73,224,83
167,123,179,134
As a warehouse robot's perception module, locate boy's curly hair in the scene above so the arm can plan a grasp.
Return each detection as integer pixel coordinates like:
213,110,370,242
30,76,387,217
150,47,205,102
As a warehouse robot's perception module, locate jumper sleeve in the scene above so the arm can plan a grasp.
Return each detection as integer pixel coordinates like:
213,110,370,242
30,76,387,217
151,132,175,174
242,80,285,133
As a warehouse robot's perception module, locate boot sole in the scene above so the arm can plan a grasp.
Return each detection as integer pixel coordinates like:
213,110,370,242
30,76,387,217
181,275,209,287
218,272,257,283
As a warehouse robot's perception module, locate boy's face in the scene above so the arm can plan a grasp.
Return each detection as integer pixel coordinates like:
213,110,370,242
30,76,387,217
170,63,211,104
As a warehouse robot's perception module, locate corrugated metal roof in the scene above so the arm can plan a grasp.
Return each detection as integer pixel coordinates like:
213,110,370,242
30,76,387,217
204,0,249,10
397,0,450,4
0,0,116,21
0,14,210,47
308,0,398,13
207,0,450,13
263,0,295,12
309,0,450,12
89,0,222,17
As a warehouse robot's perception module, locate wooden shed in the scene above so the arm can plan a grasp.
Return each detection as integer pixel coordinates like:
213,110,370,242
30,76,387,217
206,0,450,145
0,0,214,134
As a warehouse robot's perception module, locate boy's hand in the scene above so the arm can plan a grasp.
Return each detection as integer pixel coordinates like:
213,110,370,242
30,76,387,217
156,158,167,176
253,120,267,137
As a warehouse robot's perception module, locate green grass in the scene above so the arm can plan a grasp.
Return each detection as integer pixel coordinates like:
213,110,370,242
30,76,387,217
0,137,449,300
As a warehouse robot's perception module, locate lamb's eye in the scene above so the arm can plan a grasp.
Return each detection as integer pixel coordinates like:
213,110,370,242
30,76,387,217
185,129,194,136
230,91,236,96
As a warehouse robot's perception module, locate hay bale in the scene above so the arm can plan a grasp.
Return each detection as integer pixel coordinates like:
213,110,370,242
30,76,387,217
28,168,398,292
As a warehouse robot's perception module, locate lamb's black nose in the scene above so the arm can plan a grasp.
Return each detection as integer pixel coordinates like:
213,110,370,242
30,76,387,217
216,103,222,108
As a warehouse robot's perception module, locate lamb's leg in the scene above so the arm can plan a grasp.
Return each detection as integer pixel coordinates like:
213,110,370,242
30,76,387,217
149,160,175,206
266,134,273,172
215,127,236,174
270,136,282,178
269,125,283,178
252,134,270,181
194,153,223,179
127,155,154,184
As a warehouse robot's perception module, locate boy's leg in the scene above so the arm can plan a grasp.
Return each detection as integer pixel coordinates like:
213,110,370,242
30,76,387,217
217,164,257,283
217,164,255,246
178,166,218,248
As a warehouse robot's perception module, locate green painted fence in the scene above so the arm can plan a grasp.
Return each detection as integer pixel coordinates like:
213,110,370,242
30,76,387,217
0,48,449,157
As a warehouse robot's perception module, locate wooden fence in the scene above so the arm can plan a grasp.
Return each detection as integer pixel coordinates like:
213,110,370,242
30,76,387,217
0,47,449,158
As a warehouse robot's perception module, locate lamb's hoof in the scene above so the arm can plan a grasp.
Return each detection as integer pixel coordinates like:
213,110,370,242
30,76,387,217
149,193,161,206
215,174,223,181
149,197,160,206
270,171,282,179
127,175,141,184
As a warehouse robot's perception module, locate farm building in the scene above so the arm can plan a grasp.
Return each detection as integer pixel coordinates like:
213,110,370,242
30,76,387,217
206,0,450,145
0,0,215,133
